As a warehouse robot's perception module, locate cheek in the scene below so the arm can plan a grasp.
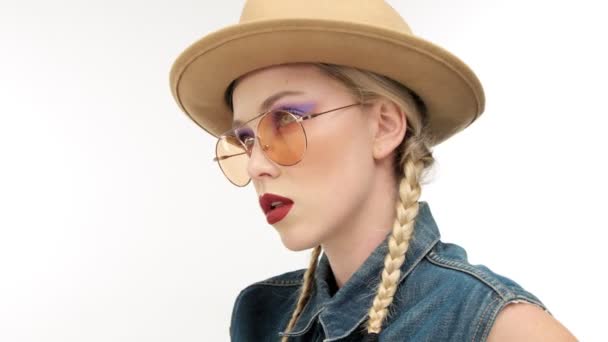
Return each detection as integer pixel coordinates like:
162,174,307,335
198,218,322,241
295,119,374,207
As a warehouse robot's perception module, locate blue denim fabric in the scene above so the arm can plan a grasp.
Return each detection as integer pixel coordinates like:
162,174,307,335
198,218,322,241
230,201,550,341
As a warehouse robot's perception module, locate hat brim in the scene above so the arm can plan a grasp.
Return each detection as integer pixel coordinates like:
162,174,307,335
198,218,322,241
170,18,484,146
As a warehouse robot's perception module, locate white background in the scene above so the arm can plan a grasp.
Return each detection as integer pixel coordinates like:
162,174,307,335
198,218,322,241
1,0,605,341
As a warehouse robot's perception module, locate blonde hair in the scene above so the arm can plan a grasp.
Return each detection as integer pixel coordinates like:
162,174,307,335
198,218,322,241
279,63,436,340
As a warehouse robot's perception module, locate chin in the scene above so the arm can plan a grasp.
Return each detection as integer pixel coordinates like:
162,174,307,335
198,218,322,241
276,226,322,252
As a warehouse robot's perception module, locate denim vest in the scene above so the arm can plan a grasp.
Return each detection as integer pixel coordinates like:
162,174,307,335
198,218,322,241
229,201,550,341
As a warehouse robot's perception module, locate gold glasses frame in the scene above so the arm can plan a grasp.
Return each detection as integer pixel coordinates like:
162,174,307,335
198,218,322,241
213,102,362,162
212,102,362,186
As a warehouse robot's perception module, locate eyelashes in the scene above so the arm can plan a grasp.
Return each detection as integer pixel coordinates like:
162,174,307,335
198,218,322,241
279,106,306,115
233,103,314,144
277,102,316,115
235,109,300,142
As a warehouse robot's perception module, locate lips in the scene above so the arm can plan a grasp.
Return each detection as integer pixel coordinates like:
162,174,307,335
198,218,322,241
259,193,294,224
259,193,294,214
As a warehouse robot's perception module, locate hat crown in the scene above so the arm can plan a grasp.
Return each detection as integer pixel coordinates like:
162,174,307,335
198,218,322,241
240,0,412,34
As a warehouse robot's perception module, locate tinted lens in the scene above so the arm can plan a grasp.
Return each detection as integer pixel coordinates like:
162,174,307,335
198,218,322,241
215,110,307,186
258,110,306,165
215,135,250,186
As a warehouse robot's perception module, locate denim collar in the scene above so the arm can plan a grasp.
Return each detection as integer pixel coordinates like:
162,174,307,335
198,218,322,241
278,201,441,340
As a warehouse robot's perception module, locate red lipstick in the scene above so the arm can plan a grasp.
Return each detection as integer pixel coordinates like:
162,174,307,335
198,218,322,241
259,193,294,224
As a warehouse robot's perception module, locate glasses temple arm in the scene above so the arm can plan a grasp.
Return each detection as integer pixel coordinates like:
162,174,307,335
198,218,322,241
213,151,248,162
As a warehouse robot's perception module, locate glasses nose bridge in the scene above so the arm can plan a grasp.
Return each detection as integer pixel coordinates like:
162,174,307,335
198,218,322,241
252,134,268,153
247,133,273,163
239,114,265,147
241,132,268,155
245,133,277,180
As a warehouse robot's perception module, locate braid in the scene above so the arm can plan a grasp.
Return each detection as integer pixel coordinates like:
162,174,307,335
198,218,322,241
363,131,434,339
280,245,322,342
365,157,423,333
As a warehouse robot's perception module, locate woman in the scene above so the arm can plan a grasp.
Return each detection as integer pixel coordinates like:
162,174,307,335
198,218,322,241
169,1,577,341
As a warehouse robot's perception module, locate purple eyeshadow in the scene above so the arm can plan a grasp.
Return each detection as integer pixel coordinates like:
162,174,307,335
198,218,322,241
233,102,316,144
235,127,253,142
274,102,316,115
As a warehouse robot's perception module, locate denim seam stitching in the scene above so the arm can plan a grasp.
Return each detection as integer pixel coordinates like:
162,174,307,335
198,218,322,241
278,284,324,338
425,250,514,300
257,280,305,286
426,250,551,312
480,298,553,342
253,270,306,286
473,295,502,342
319,315,330,342
278,307,325,337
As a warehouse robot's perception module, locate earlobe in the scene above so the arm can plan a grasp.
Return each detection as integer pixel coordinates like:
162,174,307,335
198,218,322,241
373,143,391,160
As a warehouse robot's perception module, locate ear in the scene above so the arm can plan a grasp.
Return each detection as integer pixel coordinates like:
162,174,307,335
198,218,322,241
369,98,407,160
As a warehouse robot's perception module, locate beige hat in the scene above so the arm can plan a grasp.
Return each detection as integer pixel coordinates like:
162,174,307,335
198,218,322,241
169,0,485,146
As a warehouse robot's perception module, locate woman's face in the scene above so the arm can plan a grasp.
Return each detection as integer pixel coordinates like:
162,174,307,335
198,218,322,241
231,64,380,251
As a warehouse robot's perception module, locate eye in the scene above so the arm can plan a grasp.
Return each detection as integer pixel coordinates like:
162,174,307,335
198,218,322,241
274,108,303,127
277,112,297,127
235,128,254,145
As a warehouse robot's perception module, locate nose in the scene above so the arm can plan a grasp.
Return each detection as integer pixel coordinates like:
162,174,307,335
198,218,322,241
246,136,279,181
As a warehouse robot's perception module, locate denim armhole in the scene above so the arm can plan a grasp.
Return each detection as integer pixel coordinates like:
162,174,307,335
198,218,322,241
426,243,551,342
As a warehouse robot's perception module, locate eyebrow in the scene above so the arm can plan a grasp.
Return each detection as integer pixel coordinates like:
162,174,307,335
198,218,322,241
232,90,305,128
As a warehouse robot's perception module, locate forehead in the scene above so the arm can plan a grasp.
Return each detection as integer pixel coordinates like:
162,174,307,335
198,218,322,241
232,64,339,107
230,64,346,117
234,63,326,94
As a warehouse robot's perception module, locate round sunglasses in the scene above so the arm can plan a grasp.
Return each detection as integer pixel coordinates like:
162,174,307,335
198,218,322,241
213,102,362,186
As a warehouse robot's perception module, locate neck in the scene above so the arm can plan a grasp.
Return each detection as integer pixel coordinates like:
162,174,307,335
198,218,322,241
321,167,398,289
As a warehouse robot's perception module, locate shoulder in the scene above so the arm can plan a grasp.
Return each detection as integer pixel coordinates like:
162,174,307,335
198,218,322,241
229,269,305,341
487,302,577,341
420,240,576,340
390,240,560,340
